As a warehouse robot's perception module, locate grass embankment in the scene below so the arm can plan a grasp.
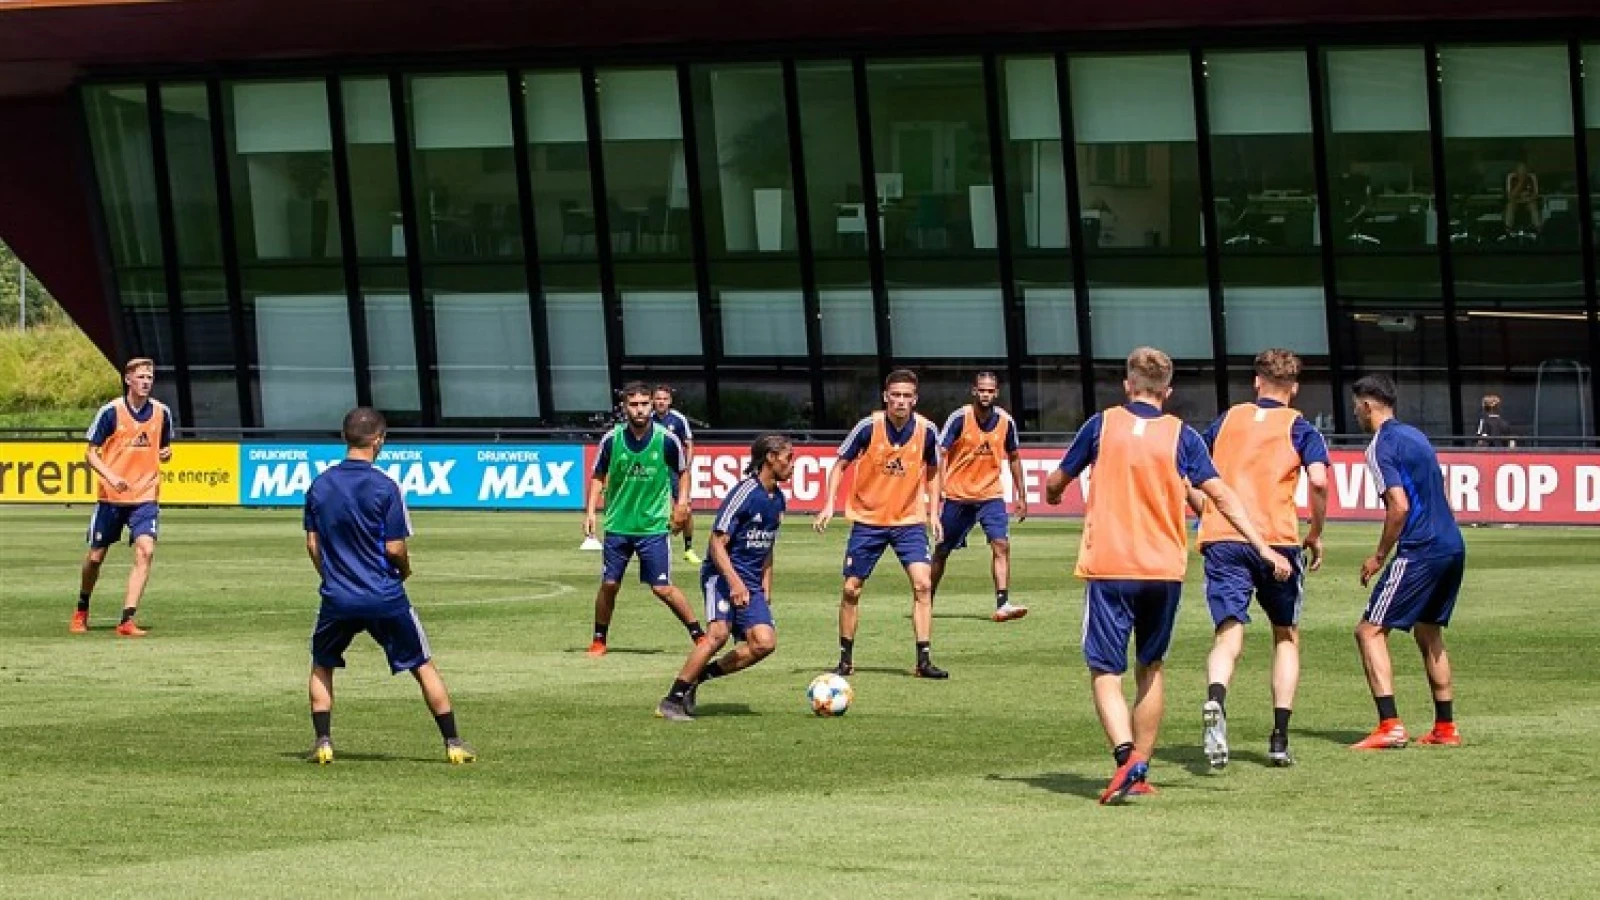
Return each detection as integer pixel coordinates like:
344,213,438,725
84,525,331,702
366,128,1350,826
0,325,114,429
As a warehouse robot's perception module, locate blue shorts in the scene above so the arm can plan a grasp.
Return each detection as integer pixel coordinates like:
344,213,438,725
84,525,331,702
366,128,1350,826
1081,580,1183,675
1363,551,1466,631
843,523,931,581
1202,543,1303,628
936,499,1009,555
603,533,672,586
311,603,431,674
87,501,159,549
700,569,775,642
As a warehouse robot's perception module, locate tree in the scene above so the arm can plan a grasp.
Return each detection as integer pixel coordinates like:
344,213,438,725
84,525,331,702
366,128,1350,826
0,238,67,329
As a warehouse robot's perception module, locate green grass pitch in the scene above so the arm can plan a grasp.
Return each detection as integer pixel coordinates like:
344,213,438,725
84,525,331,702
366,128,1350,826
2,507,1598,898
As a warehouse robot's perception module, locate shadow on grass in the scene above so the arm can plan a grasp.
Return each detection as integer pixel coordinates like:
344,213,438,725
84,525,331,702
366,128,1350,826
929,613,994,621
985,772,1104,801
1163,743,1272,775
693,703,757,717
562,646,666,656
1299,727,1368,747
278,751,437,763
785,665,919,678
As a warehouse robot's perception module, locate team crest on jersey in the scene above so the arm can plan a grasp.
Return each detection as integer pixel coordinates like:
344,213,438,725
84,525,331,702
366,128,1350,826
130,433,151,448
882,458,907,477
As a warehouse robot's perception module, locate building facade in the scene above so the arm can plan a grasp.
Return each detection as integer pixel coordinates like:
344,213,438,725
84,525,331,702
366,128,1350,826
2,2,1598,437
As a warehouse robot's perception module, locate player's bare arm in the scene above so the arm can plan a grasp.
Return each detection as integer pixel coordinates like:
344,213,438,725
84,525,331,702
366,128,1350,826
384,538,412,582
583,473,606,537
1304,461,1329,571
84,445,129,493
1199,477,1292,580
1044,468,1073,506
1185,484,1207,518
1361,486,1409,587
709,529,748,607
813,457,852,532
305,531,324,575
761,550,773,600
924,462,944,545
1007,451,1028,522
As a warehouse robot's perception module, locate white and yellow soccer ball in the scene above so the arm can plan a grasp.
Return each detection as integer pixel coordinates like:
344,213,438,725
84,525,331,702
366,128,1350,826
807,673,853,717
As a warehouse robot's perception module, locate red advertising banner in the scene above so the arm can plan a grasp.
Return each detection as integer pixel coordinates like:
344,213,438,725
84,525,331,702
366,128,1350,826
660,444,1600,526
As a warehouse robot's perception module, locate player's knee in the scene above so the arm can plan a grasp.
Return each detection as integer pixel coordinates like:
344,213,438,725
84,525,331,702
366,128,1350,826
1273,625,1299,645
991,539,1010,558
131,542,155,565
911,578,933,601
749,630,776,657
841,581,863,605
649,585,678,603
84,548,108,566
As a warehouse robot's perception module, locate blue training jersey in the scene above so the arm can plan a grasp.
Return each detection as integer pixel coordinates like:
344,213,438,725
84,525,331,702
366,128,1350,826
702,476,785,587
304,459,413,610
1366,419,1464,557
653,409,694,446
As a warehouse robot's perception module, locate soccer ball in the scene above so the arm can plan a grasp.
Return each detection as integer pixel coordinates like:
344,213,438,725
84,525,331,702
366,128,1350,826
807,673,853,717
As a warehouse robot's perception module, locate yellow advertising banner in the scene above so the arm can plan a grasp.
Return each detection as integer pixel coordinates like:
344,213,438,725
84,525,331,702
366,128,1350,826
0,442,241,505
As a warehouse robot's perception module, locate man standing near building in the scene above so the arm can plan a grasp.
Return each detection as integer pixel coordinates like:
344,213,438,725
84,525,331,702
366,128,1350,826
931,371,1029,622
653,385,701,564
1351,374,1466,750
303,407,474,765
1194,349,1330,768
73,357,173,636
656,434,793,721
814,369,948,679
1046,347,1290,804
584,383,707,656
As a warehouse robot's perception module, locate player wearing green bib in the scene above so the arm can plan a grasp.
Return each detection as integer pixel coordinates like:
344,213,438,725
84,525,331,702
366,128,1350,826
583,383,706,657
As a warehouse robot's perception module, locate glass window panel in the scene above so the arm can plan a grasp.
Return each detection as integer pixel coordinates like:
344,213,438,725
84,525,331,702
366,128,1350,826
1072,52,1213,423
1205,50,1331,419
340,80,421,421
255,293,358,428
719,369,813,429
599,67,702,360
545,286,611,413
409,74,522,261
1001,54,1079,390
597,67,691,260
521,71,611,413
177,272,240,427
433,290,538,420
359,266,421,423
524,71,600,260
225,80,354,426
1022,361,1085,431
692,63,807,359
797,62,878,367
156,85,241,426
228,81,342,263
84,85,163,269
867,58,1005,359
1441,45,1582,303
343,78,406,260
409,74,538,420
1324,48,1449,433
159,83,224,266
114,270,175,376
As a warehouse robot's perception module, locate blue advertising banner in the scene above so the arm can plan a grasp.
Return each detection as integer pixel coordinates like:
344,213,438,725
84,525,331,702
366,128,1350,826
240,443,587,509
